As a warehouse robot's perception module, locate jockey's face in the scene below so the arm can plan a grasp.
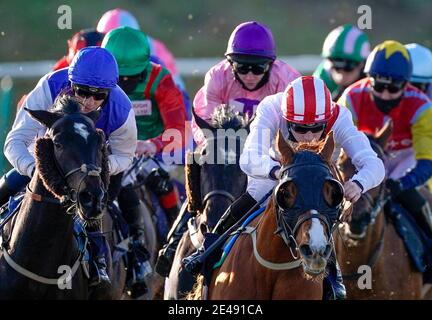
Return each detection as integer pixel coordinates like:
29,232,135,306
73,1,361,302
370,76,406,100
329,59,364,87
73,84,109,113
291,129,324,143
289,122,326,143
236,71,266,90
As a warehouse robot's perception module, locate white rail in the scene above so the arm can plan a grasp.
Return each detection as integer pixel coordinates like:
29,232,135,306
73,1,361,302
0,55,321,79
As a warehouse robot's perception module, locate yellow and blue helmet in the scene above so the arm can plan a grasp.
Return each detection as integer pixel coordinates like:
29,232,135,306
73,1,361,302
364,40,412,81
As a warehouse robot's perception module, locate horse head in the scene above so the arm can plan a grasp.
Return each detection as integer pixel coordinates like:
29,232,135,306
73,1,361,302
274,131,344,276
338,121,391,239
25,96,109,222
186,104,249,230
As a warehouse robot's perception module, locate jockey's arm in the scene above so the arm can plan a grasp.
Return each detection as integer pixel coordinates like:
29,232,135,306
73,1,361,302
333,106,385,192
398,106,432,190
4,75,52,177
107,108,137,175
239,94,281,179
149,74,186,153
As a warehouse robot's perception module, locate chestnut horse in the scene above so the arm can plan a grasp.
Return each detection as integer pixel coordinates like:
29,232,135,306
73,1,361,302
335,123,423,299
205,132,344,299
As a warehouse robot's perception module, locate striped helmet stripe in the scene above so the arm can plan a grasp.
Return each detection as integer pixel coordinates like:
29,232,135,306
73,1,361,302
292,78,305,121
314,77,326,121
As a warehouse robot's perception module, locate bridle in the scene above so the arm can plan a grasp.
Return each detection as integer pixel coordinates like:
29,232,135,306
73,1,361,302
27,115,105,215
274,160,344,259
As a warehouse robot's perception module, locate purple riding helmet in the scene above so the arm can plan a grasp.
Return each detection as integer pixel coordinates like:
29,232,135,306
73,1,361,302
225,21,276,60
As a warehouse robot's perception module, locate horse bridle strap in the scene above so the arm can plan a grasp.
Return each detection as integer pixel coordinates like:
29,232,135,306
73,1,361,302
202,190,236,205
26,185,65,206
241,226,302,270
1,247,82,285
64,164,102,179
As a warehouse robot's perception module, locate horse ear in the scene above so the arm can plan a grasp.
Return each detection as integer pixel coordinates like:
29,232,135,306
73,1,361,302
276,129,294,165
376,119,392,149
25,108,62,128
319,131,335,162
192,106,215,132
85,109,101,124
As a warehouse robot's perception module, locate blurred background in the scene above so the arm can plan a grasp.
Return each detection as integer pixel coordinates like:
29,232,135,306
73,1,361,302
0,0,431,172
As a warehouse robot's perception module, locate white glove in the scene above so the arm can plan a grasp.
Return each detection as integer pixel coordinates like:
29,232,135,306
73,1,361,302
136,140,157,157
343,180,363,203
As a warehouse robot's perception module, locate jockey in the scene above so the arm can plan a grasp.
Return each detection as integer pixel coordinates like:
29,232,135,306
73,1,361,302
52,28,105,71
96,8,191,119
16,29,105,111
0,47,137,287
338,40,432,239
102,27,186,292
313,24,370,101
183,76,385,300
405,43,432,99
155,21,301,277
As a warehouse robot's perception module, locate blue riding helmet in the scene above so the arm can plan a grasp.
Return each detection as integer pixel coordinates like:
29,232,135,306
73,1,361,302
68,46,119,89
364,40,412,81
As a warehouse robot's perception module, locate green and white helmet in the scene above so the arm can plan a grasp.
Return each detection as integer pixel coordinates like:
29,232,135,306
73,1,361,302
322,24,370,62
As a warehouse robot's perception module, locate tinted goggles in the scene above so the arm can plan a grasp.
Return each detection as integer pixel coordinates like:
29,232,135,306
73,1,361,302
73,84,110,100
289,122,326,134
329,58,361,72
371,77,406,94
231,61,271,75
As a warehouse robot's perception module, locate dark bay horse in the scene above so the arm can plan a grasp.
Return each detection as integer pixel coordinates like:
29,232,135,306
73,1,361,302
205,131,344,299
164,105,249,299
335,122,423,299
0,98,111,299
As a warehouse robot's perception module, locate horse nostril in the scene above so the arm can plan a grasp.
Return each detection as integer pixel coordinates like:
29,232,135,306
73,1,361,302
299,244,313,258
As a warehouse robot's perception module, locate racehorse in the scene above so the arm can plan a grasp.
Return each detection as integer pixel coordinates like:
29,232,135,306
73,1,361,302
335,122,423,299
164,105,249,299
204,131,344,299
0,97,112,299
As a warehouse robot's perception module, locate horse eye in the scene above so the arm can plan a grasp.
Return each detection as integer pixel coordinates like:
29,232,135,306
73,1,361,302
323,180,344,208
54,142,63,149
275,180,297,210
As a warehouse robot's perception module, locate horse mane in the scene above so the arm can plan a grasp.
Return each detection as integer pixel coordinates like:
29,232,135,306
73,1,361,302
35,129,110,200
294,140,326,154
210,104,248,130
185,151,202,213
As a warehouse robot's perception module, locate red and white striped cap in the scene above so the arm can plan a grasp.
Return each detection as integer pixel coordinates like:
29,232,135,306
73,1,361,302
281,76,335,124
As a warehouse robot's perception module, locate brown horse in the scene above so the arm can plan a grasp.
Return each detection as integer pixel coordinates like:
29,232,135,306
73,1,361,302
165,105,249,299
335,123,423,299
205,131,344,299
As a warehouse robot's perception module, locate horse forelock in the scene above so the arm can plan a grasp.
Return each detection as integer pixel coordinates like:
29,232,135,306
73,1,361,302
210,104,247,130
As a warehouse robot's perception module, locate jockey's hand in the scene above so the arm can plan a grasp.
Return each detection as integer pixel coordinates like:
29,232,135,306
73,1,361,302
136,140,157,157
386,179,403,197
343,180,362,203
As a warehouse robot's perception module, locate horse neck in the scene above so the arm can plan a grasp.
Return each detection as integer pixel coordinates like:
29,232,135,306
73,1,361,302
361,208,386,254
8,172,77,269
255,201,296,263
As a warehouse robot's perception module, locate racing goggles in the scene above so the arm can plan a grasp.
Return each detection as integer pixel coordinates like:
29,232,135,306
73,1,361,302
73,84,110,101
371,76,406,94
231,61,271,75
289,122,327,134
329,58,361,72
